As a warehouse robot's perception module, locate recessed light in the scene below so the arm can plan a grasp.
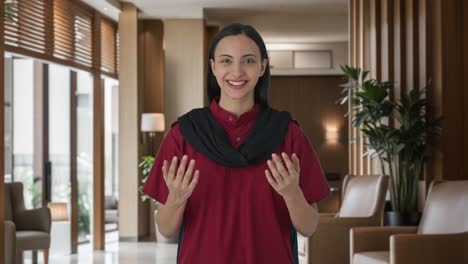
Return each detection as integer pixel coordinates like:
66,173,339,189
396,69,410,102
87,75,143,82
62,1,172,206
104,7,108,11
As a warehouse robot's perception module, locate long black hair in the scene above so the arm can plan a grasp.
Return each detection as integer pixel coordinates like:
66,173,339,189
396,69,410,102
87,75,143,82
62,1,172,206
206,23,270,106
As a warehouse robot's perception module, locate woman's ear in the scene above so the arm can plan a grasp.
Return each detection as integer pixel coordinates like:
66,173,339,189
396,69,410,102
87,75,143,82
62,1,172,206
260,58,269,76
210,59,216,76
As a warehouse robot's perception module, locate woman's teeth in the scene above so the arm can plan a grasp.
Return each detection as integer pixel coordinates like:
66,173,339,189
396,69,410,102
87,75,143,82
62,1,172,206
228,81,246,86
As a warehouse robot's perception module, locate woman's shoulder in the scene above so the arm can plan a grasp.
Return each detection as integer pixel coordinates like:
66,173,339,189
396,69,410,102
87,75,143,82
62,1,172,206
286,119,304,137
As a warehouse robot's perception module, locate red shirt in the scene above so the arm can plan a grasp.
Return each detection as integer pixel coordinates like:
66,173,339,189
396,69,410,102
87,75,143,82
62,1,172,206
143,98,330,264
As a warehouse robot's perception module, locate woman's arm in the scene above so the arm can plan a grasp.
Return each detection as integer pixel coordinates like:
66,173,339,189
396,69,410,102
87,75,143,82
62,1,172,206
156,193,188,238
156,155,199,238
265,152,320,237
283,192,319,237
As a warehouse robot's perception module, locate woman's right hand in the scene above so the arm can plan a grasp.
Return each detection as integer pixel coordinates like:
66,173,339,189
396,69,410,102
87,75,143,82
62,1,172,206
162,155,199,206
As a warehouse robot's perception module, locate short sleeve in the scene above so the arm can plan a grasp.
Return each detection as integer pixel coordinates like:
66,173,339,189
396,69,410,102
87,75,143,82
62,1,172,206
142,127,180,204
291,122,330,204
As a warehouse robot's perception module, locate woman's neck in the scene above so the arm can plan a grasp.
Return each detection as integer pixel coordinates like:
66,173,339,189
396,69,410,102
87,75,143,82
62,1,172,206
218,96,255,118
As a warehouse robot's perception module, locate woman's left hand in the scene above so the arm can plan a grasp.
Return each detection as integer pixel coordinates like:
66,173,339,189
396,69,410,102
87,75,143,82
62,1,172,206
265,152,302,201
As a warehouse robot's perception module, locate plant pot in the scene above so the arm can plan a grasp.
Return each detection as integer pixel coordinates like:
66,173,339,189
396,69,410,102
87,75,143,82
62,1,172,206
384,211,421,226
154,210,179,243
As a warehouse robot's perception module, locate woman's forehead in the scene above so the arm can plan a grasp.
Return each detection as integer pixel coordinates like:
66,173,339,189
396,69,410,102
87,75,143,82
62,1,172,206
215,35,261,56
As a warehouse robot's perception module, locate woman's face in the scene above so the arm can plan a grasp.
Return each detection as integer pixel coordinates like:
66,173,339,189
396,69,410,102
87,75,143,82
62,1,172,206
210,34,268,103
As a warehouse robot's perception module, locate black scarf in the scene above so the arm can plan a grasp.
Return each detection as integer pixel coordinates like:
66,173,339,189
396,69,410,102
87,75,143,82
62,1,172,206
178,104,292,168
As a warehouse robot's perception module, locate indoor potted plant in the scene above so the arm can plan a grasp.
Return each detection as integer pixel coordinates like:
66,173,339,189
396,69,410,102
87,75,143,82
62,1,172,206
338,65,441,226
139,155,179,243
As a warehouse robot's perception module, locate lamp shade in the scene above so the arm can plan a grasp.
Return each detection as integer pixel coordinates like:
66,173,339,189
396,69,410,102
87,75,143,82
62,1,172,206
141,113,165,132
48,202,69,221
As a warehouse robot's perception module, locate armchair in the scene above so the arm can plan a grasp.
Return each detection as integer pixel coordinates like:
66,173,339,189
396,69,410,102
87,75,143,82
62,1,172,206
351,180,468,264
302,175,389,264
4,221,16,264
4,182,51,264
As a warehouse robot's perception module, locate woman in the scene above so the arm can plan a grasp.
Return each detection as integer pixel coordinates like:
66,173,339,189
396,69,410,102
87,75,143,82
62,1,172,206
143,23,330,264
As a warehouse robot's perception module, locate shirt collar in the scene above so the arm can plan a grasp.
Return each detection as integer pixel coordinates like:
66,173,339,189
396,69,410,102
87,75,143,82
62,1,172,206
209,96,260,127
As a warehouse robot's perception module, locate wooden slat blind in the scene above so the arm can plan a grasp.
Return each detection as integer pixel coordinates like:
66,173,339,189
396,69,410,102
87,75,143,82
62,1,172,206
101,17,117,75
3,0,118,77
54,0,93,69
4,0,50,54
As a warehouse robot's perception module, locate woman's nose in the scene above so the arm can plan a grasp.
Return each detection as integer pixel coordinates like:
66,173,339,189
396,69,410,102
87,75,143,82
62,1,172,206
231,61,245,77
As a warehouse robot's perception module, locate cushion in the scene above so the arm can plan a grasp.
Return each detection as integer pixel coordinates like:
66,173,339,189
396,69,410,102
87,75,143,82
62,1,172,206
353,251,390,264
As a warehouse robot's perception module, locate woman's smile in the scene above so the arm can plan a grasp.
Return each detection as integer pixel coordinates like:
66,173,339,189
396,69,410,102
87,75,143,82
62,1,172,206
226,80,248,90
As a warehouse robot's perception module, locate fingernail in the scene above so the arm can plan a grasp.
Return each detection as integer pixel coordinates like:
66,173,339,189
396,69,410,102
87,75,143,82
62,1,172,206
173,156,177,161
183,155,188,160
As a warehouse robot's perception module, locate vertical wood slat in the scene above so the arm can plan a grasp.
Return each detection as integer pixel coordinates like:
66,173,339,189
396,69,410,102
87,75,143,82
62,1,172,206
405,0,414,92
355,0,361,175
0,0,5,262
362,0,371,175
348,0,355,175
463,0,468,180
70,71,78,253
393,0,406,100
92,11,105,250
441,0,464,181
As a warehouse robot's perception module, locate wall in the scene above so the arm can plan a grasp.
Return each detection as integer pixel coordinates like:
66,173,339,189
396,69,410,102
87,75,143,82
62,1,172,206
164,19,205,126
270,76,349,178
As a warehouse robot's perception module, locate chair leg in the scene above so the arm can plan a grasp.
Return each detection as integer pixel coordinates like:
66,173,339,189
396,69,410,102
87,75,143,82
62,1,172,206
43,249,49,264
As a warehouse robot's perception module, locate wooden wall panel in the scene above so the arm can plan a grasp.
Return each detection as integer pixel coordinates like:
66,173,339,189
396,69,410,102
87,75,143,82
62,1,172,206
92,12,105,250
138,19,164,240
270,76,349,179
349,0,468,181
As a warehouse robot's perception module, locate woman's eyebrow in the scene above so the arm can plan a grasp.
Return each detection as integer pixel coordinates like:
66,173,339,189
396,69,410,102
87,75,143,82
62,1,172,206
217,54,257,58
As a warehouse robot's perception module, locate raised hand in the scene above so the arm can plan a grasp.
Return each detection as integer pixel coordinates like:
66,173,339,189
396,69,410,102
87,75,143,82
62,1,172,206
265,152,302,201
162,155,199,206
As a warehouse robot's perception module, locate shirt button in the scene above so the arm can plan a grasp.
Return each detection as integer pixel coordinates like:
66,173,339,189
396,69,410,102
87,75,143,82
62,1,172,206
235,137,241,142
228,116,233,121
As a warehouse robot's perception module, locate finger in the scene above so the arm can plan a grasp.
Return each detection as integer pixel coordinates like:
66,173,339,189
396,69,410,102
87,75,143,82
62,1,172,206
175,155,188,183
168,156,178,181
182,159,195,186
292,153,301,173
281,152,296,174
272,153,288,178
188,170,200,191
265,169,278,188
267,159,283,184
162,160,168,182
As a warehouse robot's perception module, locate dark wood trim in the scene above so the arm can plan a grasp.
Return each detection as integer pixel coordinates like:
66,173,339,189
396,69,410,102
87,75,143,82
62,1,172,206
92,11,105,250
70,71,78,253
42,64,50,205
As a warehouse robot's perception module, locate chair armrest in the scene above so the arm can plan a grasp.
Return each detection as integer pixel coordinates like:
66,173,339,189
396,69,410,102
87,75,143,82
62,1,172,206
319,213,338,218
391,232,468,264
351,226,418,254
308,216,382,264
15,207,51,233
4,221,16,264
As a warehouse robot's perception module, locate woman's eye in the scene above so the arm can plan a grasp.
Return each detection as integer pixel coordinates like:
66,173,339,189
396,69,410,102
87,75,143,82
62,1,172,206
244,59,255,64
221,59,231,64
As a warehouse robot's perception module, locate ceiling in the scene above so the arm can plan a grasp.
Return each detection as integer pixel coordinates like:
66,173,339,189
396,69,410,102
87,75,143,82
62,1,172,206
81,0,348,43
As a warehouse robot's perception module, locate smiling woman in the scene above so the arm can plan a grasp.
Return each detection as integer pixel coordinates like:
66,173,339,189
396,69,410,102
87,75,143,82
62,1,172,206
143,23,330,264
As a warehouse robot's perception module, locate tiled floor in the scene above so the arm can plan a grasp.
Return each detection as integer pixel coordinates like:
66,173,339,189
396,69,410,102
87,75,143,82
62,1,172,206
48,241,178,264
23,231,178,264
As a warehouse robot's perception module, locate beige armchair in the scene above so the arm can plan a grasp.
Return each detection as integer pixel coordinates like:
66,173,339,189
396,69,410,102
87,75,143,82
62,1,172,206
303,175,389,264
351,180,468,264
4,182,51,264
